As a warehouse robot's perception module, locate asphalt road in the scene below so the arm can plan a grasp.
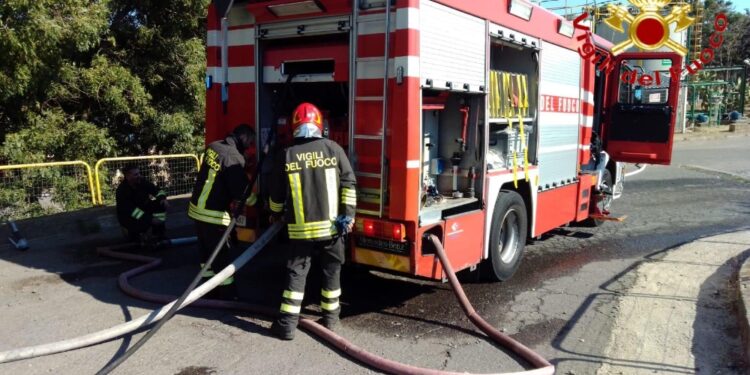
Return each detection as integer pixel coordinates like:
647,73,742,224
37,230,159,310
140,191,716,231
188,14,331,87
1,135,748,374
336,136,750,374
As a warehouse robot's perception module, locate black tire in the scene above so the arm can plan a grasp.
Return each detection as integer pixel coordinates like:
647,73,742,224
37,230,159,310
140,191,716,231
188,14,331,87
582,168,613,227
482,190,527,281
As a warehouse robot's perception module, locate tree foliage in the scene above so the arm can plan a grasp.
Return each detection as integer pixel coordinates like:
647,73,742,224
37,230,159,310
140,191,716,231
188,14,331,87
699,0,750,67
0,0,210,165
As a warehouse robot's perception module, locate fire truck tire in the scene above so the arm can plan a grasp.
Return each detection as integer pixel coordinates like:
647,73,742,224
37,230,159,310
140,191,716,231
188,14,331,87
484,190,527,281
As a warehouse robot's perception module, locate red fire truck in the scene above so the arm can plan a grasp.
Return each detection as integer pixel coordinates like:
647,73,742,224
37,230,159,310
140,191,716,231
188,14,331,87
204,0,682,281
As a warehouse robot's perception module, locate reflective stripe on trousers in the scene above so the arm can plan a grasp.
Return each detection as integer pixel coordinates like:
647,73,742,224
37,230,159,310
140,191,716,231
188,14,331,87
321,288,341,312
280,289,304,314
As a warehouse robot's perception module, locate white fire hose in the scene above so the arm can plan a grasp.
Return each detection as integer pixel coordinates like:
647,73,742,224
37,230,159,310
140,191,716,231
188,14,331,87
0,222,282,364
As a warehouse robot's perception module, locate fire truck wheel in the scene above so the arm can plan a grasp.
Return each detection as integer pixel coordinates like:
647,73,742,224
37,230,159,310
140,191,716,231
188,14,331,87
484,190,527,281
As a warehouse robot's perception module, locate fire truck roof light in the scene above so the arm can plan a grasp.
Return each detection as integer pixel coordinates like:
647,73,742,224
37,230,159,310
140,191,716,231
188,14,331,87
267,1,324,17
509,0,533,21
558,19,574,38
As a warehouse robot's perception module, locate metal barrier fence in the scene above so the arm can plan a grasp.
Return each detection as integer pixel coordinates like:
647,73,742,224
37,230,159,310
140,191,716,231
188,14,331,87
94,154,200,205
0,154,201,221
0,161,96,221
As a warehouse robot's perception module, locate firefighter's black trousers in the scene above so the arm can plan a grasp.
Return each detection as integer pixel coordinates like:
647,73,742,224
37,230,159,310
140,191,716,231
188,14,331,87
194,221,236,287
122,200,166,241
276,237,344,332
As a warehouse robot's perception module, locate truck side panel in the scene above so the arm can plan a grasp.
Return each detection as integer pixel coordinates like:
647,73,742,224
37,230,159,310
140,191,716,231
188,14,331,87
538,42,581,189
205,4,256,144
535,184,578,236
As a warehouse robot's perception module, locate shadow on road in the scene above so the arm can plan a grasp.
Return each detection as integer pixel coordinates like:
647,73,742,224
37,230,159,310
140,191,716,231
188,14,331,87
548,228,750,374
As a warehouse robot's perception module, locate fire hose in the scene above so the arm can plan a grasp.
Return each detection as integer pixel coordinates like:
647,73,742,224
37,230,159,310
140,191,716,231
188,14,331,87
0,226,553,374
0,223,281,365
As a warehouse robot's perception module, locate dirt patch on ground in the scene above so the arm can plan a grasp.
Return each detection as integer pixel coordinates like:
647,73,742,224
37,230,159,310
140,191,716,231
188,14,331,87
11,274,63,291
174,366,217,375
510,318,567,347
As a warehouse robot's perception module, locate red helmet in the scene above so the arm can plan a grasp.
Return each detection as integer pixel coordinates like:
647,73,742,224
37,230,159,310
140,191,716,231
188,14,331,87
291,102,323,138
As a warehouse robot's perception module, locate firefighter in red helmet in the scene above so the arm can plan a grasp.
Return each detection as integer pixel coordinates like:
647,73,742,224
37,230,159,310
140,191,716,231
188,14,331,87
269,102,357,340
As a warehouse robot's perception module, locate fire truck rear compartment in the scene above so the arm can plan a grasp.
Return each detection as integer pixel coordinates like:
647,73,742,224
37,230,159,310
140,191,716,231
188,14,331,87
419,91,485,225
260,81,350,147
257,33,350,150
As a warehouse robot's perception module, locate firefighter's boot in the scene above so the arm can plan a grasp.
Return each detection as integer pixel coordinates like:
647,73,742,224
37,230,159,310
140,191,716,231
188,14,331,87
271,317,297,340
200,264,221,300
319,315,339,331
214,279,238,301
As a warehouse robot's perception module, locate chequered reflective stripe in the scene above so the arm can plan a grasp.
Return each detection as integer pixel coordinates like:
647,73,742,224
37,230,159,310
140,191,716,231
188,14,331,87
269,198,284,213
152,212,167,221
156,190,167,198
321,288,340,312
341,187,356,206
280,289,304,315
325,168,338,220
131,207,145,219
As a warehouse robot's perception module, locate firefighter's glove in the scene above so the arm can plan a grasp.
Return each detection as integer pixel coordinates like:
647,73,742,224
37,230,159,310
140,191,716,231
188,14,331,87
335,216,355,235
229,199,245,218
269,213,284,224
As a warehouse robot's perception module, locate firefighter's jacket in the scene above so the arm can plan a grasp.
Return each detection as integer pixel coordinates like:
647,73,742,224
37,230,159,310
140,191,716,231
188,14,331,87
116,180,166,226
269,138,356,241
189,136,248,226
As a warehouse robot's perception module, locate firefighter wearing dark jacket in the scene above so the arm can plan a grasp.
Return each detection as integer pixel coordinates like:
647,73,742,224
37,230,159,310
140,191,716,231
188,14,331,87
116,165,168,243
189,124,256,298
269,103,356,340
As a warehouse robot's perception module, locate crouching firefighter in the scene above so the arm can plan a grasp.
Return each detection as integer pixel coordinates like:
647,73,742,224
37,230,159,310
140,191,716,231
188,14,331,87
189,124,257,299
116,165,169,245
269,103,357,340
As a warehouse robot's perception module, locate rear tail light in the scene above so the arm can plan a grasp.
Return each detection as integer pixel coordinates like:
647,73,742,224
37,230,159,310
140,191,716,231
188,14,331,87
357,219,406,241
363,220,376,237
392,225,402,240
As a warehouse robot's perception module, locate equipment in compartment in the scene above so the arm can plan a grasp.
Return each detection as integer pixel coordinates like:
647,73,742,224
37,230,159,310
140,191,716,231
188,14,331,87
488,69,533,186
488,123,533,170
419,93,482,218
489,70,529,119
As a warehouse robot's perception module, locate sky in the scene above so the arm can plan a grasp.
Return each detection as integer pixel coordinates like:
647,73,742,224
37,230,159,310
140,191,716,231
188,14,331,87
538,0,750,16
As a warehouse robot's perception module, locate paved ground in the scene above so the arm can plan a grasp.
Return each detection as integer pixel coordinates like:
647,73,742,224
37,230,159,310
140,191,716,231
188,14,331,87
597,231,749,375
0,136,749,374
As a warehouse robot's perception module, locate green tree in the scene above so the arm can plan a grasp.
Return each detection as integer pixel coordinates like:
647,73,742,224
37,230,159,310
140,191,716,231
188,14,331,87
0,0,209,165
699,0,750,67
